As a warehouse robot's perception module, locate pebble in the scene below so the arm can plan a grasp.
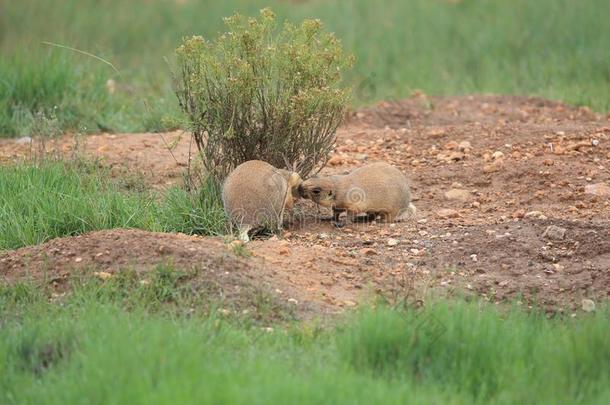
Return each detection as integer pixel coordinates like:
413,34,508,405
15,136,32,144
328,155,343,166
581,299,596,312
444,188,472,202
458,140,472,151
94,271,113,280
360,248,377,256
483,162,502,173
584,182,610,197
492,151,505,160
443,140,459,150
437,208,459,218
543,225,567,240
354,153,368,161
387,238,400,247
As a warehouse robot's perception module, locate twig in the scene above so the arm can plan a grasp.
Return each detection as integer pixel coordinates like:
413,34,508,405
42,41,120,75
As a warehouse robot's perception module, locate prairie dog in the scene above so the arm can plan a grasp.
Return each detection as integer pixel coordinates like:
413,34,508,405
299,162,416,224
222,160,302,241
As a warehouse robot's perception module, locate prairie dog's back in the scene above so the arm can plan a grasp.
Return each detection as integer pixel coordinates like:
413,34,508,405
339,162,411,212
222,160,287,228
222,160,301,232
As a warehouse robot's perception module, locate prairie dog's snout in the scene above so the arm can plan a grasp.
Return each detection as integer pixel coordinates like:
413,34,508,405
300,177,335,207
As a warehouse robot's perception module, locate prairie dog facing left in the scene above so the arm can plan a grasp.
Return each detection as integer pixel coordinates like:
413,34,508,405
299,162,415,224
222,160,302,241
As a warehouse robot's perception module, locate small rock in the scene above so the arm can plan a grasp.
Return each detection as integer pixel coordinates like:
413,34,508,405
498,280,510,287
448,151,465,161
543,225,567,240
410,248,420,255
492,151,505,160
437,208,459,218
458,140,472,152
228,240,244,252
354,153,368,161
581,299,596,312
278,246,290,255
387,238,400,247
584,182,610,198
74,257,83,263
470,254,478,262
343,300,357,307
444,188,472,202
94,271,113,280
106,79,116,94
410,159,420,166
360,248,377,256
443,140,459,150
543,159,554,166
483,162,502,173
15,136,32,144
525,211,543,219
287,298,299,305
328,155,343,166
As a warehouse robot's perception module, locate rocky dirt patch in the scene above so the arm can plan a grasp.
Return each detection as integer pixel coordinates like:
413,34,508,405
1,94,609,314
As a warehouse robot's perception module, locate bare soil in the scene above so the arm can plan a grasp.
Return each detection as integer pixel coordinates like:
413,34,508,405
1,94,609,316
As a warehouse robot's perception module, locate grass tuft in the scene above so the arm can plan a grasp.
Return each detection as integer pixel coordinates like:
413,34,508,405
0,162,227,250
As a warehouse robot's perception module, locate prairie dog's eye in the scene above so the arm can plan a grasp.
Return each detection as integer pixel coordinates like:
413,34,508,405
312,188,321,195
328,190,333,196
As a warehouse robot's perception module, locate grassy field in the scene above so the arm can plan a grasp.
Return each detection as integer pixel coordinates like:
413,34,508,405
0,161,227,250
0,279,608,404
1,0,609,136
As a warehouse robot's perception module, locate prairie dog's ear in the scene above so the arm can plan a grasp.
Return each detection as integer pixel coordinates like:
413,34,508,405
288,172,302,187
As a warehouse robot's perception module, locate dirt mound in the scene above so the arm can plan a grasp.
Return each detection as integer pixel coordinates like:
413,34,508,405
0,229,329,318
350,94,603,129
1,94,609,313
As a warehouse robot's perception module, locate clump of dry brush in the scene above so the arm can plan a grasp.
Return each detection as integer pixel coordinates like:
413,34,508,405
174,8,353,183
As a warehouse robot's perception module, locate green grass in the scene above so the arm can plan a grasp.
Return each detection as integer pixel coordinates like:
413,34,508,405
0,280,608,404
0,161,227,250
1,0,609,137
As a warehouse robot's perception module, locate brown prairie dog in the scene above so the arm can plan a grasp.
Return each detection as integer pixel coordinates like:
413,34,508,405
222,160,302,241
299,162,416,223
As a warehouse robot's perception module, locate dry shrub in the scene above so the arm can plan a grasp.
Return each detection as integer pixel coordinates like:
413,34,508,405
174,8,352,181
